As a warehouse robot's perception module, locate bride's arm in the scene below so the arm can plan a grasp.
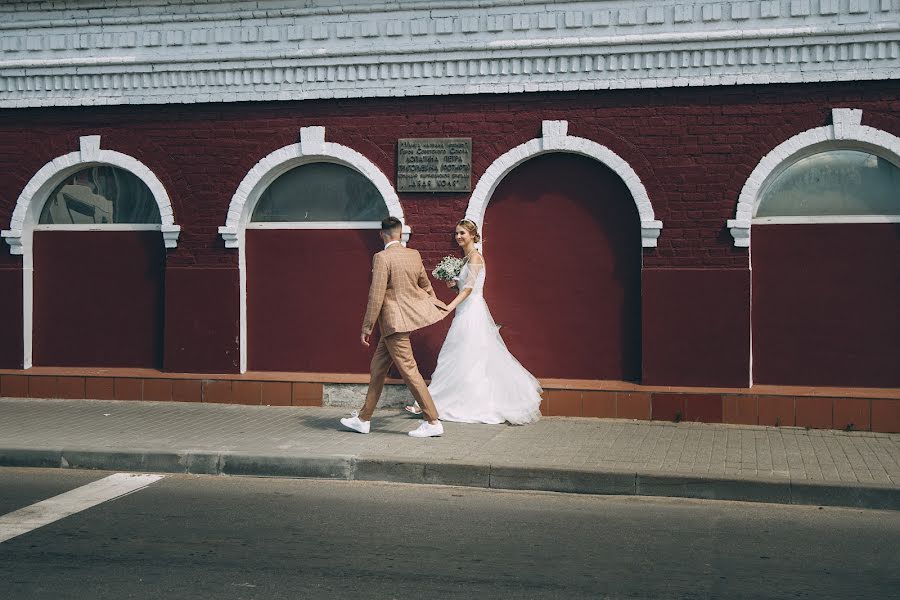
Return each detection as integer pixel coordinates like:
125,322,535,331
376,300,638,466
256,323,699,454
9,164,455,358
445,286,472,312
445,254,483,312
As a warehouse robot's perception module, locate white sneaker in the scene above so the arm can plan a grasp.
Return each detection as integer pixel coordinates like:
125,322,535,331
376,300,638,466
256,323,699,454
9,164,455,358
408,420,443,438
340,411,370,434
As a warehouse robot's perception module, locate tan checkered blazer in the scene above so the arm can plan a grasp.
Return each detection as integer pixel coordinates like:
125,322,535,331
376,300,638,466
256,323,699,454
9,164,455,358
362,243,448,337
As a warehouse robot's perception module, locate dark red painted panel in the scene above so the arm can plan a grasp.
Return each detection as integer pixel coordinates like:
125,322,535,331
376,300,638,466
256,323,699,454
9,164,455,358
753,224,900,387
0,268,23,368
246,229,384,373
33,231,165,367
642,268,751,387
164,267,240,373
483,153,642,380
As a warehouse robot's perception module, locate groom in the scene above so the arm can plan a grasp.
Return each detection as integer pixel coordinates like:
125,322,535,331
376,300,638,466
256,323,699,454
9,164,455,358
340,216,448,438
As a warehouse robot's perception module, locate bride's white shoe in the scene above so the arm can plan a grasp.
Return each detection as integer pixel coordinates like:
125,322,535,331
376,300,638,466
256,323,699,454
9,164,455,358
408,420,443,437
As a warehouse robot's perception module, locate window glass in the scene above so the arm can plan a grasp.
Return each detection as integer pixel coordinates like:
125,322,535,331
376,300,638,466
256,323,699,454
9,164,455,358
252,162,388,222
39,166,161,224
757,150,900,217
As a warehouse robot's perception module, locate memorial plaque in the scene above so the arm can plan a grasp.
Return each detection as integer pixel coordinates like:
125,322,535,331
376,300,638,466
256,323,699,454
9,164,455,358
397,138,472,193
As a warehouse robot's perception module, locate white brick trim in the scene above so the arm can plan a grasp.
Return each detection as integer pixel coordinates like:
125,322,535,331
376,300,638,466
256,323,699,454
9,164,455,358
465,120,662,248
219,126,404,373
218,126,403,249
727,108,900,247
2,135,179,253
0,135,179,369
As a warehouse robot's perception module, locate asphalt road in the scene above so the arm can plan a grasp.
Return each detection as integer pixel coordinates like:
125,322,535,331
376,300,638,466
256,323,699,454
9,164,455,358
0,468,898,600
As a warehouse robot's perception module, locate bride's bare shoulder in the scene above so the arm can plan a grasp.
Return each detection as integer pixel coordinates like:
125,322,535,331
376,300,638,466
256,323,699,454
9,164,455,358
468,251,485,265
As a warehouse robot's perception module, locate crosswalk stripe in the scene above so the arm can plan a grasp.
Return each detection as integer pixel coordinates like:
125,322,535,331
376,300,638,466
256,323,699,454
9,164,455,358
0,472,164,544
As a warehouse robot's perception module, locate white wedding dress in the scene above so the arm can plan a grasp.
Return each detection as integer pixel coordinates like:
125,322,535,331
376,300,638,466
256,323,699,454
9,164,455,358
428,257,542,425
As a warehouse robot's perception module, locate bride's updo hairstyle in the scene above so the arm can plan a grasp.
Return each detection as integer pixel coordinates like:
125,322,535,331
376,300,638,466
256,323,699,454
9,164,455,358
457,218,482,244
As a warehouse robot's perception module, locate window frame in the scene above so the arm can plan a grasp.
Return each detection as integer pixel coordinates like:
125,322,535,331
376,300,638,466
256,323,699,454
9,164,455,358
752,145,900,224
728,109,900,248
36,164,165,229
246,159,389,230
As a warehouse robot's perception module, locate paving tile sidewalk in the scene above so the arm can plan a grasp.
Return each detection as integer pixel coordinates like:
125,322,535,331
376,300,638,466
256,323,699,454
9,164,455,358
1,397,898,510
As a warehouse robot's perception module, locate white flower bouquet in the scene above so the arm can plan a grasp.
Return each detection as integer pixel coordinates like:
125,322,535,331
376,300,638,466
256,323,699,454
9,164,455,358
432,255,464,282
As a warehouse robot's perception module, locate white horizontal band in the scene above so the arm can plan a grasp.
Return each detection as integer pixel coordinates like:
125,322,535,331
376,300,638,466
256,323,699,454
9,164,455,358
753,215,900,225
246,221,382,230
32,224,162,231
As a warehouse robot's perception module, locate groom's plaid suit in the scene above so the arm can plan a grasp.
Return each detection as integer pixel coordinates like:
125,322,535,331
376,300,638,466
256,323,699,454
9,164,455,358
359,242,447,422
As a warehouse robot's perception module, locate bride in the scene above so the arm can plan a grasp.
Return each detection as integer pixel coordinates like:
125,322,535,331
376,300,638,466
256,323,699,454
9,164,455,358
407,218,542,425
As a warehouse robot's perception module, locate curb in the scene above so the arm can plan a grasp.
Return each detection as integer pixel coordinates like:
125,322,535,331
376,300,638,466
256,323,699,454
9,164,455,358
1,447,898,511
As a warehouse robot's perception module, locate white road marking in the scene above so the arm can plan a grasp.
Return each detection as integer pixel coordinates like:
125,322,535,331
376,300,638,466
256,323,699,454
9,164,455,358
0,473,164,544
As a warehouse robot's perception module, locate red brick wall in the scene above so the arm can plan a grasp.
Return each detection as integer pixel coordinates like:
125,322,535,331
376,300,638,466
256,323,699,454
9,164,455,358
1,81,897,271
642,268,751,387
164,267,240,373
0,80,897,381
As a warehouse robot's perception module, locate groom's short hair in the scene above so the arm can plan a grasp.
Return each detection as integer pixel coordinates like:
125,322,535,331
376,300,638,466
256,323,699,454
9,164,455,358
380,216,402,233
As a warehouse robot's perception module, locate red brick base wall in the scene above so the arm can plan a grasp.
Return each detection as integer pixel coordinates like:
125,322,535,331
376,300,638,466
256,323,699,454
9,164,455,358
2,369,897,433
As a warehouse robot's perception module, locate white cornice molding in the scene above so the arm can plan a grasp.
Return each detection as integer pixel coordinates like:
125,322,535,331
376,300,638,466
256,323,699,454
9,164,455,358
466,119,662,248
727,107,900,246
1,0,898,108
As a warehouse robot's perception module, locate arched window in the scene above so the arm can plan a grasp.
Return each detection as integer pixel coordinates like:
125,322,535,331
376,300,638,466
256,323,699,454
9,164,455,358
39,166,162,225
31,164,166,369
251,162,388,223
756,150,900,218
244,160,390,373
751,147,900,388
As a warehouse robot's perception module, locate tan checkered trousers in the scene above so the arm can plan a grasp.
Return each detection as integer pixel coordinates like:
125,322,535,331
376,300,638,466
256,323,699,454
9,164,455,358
362,243,448,336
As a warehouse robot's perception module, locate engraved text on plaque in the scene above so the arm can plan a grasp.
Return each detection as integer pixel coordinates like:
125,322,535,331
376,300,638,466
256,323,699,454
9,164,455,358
397,138,472,193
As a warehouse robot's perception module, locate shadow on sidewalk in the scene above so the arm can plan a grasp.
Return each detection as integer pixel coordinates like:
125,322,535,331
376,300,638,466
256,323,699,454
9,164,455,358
294,413,346,432
296,410,432,437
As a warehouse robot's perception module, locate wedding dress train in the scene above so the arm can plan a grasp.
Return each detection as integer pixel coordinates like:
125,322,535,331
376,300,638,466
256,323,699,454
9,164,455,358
428,258,542,425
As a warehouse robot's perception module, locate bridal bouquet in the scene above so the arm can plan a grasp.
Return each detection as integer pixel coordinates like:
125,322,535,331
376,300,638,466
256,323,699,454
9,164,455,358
432,255,464,281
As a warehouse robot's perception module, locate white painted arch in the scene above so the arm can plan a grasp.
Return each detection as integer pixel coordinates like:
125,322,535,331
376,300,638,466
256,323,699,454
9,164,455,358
727,108,900,247
218,126,405,248
1,135,180,369
218,126,405,373
1,135,180,254
465,120,662,248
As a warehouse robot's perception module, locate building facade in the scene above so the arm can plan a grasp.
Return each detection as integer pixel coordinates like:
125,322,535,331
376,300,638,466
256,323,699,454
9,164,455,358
1,0,898,430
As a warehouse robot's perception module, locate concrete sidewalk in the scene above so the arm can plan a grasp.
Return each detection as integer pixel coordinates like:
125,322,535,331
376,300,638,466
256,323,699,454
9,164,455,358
1,397,898,510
